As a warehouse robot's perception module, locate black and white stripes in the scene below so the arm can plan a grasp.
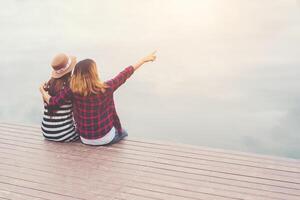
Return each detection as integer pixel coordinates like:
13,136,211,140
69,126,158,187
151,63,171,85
41,102,79,142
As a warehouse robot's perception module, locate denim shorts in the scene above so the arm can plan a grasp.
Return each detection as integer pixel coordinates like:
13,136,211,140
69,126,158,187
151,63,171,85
104,129,128,146
80,127,128,146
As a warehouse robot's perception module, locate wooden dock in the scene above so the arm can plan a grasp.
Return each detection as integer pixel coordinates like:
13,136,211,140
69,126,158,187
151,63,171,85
0,122,299,200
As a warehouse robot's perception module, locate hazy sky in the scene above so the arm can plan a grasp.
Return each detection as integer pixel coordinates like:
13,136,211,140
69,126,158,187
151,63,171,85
1,0,300,158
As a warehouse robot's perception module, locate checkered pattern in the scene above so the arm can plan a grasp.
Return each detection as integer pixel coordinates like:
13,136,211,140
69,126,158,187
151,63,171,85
49,66,134,139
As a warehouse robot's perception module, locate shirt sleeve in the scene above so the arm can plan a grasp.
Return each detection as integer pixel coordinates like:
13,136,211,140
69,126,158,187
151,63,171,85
105,66,134,92
48,87,73,107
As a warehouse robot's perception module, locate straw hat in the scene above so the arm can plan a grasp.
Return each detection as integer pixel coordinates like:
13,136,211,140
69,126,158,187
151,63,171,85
51,53,77,78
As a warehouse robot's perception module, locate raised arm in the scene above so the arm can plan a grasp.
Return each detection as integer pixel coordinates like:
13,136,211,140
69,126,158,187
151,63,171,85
106,51,157,91
132,51,157,71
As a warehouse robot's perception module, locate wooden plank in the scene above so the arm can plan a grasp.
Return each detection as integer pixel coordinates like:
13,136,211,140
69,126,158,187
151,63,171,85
0,152,274,200
0,141,299,195
1,147,298,199
0,135,299,189
0,174,123,200
0,188,61,200
1,123,299,170
1,126,299,177
2,122,299,164
0,132,298,191
0,130,299,182
113,193,159,200
0,125,299,179
0,174,231,200
0,182,83,200
0,149,298,199
0,161,235,200
0,123,299,200
0,140,298,199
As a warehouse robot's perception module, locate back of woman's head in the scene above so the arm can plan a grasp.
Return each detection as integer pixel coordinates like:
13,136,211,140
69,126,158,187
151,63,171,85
45,72,72,115
46,72,71,96
70,59,108,96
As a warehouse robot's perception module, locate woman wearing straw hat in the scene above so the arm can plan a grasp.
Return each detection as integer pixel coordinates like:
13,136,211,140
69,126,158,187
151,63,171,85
40,51,156,145
40,53,79,142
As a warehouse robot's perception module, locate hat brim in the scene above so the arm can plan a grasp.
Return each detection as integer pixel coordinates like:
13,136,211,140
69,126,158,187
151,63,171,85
51,55,77,79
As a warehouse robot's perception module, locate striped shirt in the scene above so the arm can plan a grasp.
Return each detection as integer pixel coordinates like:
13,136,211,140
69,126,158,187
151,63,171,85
41,100,79,142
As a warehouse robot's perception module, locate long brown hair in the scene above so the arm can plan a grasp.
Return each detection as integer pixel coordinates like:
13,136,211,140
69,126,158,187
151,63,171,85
44,72,72,115
70,59,108,96
45,72,72,96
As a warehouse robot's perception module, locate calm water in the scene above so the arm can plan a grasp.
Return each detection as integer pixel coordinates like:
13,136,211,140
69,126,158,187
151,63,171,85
1,0,300,158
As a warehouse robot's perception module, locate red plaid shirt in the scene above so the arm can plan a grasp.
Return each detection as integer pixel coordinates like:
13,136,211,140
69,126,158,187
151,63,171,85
48,66,134,139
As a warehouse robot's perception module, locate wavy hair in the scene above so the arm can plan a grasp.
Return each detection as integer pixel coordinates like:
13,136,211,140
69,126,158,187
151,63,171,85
70,59,108,96
45,72,71,115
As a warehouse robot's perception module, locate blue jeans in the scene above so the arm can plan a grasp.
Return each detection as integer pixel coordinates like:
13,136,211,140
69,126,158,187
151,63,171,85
104,129,128,146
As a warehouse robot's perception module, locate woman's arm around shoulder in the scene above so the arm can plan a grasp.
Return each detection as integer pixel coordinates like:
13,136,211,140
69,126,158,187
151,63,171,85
39,83,73,106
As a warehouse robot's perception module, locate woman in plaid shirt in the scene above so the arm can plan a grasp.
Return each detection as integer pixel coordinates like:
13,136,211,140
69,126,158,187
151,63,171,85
40,51,156,145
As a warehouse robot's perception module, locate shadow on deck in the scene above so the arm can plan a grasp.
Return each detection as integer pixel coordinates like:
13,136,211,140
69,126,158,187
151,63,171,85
0,122,299,200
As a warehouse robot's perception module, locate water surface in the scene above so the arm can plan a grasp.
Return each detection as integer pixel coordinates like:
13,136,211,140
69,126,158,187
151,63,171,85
1,0,300,158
